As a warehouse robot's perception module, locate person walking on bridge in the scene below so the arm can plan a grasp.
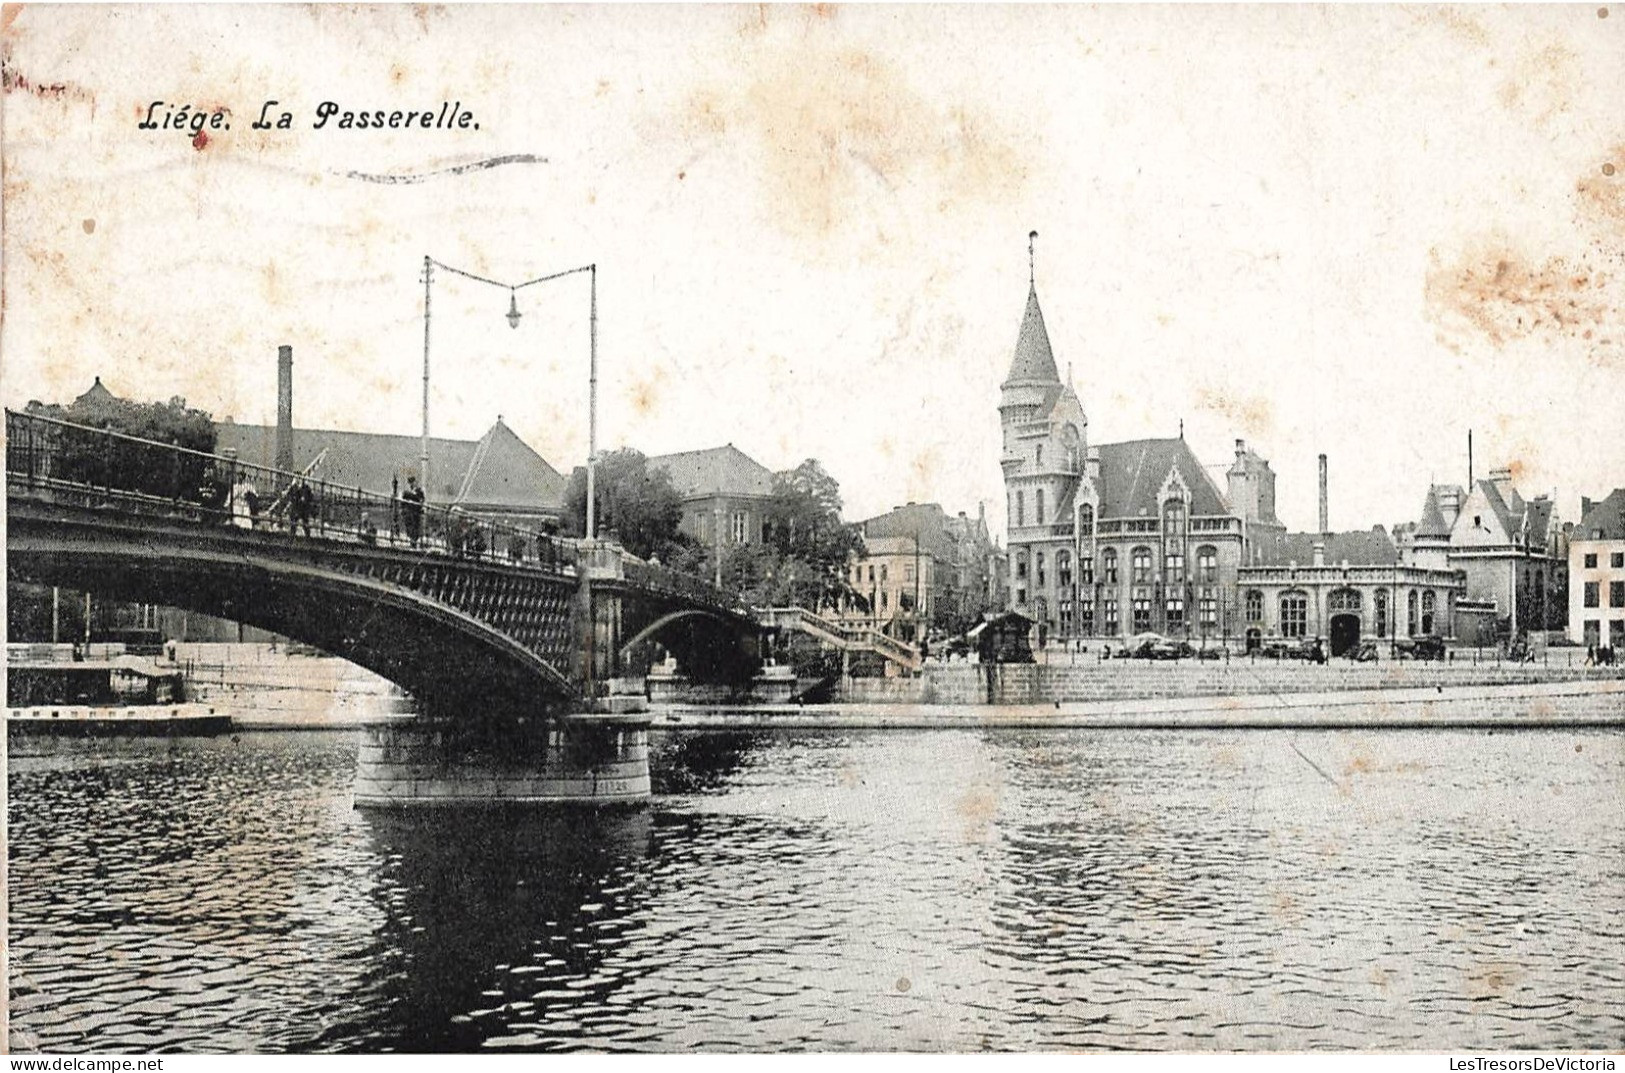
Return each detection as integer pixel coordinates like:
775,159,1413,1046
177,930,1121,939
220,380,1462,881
288,479,314,538
402,475,426,548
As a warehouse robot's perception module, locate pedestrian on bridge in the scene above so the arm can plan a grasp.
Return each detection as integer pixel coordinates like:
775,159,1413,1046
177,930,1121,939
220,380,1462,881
402,476,426,547
231,475,258,529
288,479,315,538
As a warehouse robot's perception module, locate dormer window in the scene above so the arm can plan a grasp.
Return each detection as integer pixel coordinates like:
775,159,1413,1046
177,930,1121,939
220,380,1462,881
1474,515,1482,527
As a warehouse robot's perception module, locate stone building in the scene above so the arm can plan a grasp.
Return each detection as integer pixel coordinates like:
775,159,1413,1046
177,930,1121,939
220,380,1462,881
840,502,1003,641
646,444,777,555
1396,469,1568,638
997,274,1284,643
218,417,566,530
1569,488,1625,650
1234,527,1466,656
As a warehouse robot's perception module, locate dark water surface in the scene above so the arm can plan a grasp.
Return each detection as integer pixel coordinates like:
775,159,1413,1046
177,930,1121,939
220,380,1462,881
8,724,1624,1052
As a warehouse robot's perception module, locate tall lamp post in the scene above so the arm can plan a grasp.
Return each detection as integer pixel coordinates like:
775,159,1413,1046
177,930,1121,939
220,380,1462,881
420,255,599,540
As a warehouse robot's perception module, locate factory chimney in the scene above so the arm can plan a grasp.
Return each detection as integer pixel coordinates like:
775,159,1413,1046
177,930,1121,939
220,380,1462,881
275,345,294,476
1318,453,1329,535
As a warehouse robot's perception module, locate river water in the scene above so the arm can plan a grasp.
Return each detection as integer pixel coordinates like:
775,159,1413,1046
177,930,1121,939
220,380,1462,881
7,722,1624,1052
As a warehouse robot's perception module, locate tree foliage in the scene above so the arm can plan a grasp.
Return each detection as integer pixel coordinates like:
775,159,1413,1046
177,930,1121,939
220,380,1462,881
25,389,218,501
561,448,690,562
760,459,866,609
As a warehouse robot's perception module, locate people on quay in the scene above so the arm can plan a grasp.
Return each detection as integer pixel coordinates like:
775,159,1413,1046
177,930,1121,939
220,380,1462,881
288,479,315,537
401,475,426,547
358,512,377,545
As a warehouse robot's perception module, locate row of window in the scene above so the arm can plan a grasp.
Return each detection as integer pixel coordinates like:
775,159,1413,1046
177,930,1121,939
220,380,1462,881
849,563,928,585
1581,552,1625,569
1014,544,1221,586
1582,580,1625,608
1580,619,1625,647
1011,496,1190,535
1033,585,1443,637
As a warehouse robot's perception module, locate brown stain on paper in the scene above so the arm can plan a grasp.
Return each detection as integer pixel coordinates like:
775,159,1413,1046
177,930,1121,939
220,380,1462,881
679,22,1025,243
1194,387,1274,438
1426,146,1624,361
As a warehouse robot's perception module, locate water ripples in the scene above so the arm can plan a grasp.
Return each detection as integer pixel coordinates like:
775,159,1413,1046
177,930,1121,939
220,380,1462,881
8,725,1624,1051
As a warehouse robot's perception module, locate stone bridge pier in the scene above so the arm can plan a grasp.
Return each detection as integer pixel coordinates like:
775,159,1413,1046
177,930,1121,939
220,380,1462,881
354,539,765,807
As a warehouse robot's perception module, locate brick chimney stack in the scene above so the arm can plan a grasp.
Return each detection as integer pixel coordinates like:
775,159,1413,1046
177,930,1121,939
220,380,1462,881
1318,453,1329,535
275,345,294,475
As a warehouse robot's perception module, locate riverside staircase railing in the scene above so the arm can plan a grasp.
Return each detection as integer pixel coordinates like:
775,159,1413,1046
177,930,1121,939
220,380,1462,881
757,605,923,673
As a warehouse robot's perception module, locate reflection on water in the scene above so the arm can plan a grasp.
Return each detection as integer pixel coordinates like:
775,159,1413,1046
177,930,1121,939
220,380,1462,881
8,724,1624,1051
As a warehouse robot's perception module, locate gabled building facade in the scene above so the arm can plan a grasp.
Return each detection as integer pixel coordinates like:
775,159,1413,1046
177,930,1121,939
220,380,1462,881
646,444,777,553
1569,488,1625,650
1397,469,1567,638
839,502,1003,641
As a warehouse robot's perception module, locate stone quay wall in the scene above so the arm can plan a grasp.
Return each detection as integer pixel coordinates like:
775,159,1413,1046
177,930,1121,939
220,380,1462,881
833,660,1625,707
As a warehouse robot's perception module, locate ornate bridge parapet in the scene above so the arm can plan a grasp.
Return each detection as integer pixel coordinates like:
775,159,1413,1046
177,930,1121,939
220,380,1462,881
6,408,766,806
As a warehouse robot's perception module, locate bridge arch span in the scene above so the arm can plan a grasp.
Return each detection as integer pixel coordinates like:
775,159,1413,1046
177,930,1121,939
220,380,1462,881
9,503,579,715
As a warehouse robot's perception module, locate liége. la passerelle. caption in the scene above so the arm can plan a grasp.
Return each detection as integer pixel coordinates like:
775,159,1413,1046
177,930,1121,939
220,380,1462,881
138,100,480,133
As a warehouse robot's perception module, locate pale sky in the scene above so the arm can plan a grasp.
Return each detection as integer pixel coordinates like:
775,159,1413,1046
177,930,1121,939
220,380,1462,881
3,4,1621,538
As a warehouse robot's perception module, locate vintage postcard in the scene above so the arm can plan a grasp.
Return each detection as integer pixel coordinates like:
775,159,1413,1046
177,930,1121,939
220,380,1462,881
3,2,1622,1057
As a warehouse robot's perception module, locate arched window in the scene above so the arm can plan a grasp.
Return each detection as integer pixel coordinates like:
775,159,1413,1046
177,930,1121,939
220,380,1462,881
1077,503,1095,538
1245,589,1264,622
1196,545,1218,584
1131,546,1152,584
1102,547,1119,585
1036,489,1046,526
1328,588,1362,613
1421,590,1436,635
1280,591,1309,638
1407,590,1419,636
1015,491,1025,527
1036,444,1044,467
1015,553,1028,580
1373,589,1389,638
880,565,888,584
1036,552,1047,587
1057,550,1073,589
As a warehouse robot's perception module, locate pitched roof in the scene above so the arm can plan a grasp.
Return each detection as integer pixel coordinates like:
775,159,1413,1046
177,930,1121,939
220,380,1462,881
453,419,566,511
860,502,959,561
1003,285,1059,385
647,444,775,501
1095,438,1229,519
73,377,119,410
1577,488,1625,540
1259,528,1399,567
1415,485,1456,537
214,420,563,512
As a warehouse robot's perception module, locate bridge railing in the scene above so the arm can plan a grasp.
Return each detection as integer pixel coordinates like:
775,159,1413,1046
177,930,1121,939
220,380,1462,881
6,407,749,607
5,408,580,574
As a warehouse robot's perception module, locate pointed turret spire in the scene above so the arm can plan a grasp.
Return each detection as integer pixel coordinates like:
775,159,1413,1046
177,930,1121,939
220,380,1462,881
1004,278,1059,386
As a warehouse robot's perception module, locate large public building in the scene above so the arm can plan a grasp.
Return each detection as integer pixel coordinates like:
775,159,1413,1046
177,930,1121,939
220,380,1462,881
997,266,1467,655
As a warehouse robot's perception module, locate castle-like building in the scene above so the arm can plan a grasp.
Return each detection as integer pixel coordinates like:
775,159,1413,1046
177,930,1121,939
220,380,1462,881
998,259,1466,654
999,272,1285,643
